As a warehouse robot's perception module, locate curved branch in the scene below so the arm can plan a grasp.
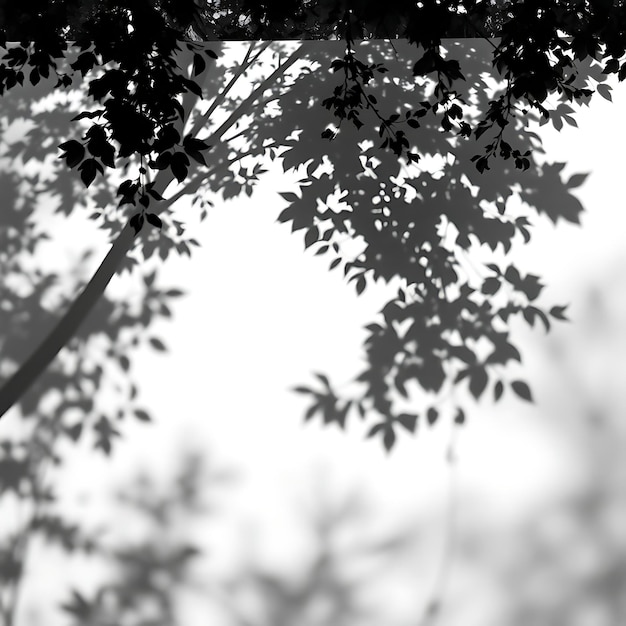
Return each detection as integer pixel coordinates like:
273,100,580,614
0,223,137,421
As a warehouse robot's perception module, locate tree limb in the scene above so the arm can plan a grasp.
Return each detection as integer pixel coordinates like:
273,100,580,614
0,224,137,420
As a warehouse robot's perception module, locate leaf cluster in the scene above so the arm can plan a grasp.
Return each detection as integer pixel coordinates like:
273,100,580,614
1,0,217,226
266,39,582,449
0,1,617,452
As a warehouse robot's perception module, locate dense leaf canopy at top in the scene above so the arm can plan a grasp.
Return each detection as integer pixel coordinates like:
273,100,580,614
0,0,509,40
0,0,620,191
0,0,623,448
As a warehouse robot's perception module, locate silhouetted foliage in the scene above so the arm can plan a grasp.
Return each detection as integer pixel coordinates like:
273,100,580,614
0,1,620,448
277,39,591,448
3,5,622,625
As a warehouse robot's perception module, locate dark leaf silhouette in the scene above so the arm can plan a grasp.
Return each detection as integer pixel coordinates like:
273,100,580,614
550,305,570,321
397,413,418,433
427,407,439,426
149,337,167,352
494,380,504,402
383,424,396,452
454,407,466,425
469,368,489,400
134,409,152,422
511,380,533,403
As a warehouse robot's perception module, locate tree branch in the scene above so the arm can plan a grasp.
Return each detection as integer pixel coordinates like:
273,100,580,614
162,140,281,209
164,44,311,207
0,42,312,422
195,41,310,147
0,224,137,420
187,40,272,138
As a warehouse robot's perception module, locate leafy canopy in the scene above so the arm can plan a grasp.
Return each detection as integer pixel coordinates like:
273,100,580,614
0,0,621,449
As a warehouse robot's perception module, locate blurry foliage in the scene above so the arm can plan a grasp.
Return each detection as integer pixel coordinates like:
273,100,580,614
440,279,626,626
59,452,217,626
67,277,626,626
56,452,436,626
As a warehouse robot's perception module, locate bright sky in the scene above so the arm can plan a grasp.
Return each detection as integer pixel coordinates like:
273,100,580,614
6,39,626,626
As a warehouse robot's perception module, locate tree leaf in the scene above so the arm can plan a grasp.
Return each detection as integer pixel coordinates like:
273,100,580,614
165,288,185,297
304,225,319,249
494,380,504,401
383,425,396,452
130,212,145,234
597,83,612,101
426,407,439,425
146,213,162,229
78,159,97,187
304,402,320,421
134,409,151,422
511,380,533,402
279,191,299,203
192,52,206,76
454,408,466,425
566,173,589,188
356,275,366,295
397,413,417,432
65,422,83,442
481,276,501,295
314,372,330,387
292,386,313,394
149,337,167,351
469,368,488,399
549,305,569,320
367,422,385,438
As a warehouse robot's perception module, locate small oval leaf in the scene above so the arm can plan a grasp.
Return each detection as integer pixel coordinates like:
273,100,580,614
511,380,533,402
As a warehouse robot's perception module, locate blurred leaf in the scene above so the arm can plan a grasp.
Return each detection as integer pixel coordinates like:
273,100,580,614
383,425,396,451
426,407,439,425
397,413,417,432
550,305,569,320
469,368,488,399
454,407,466,425
511,380,533,402
149,337,167,351
134,409,151,422
60,589,94,621
494,380,504,401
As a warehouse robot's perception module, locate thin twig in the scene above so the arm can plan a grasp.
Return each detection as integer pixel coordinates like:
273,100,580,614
162,140,281,209
187,40,271,139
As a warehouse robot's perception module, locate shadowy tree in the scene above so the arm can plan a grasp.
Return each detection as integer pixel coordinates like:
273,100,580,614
0,0,621,448
2,4,622,623
0,72,190,625
278,37,593,448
